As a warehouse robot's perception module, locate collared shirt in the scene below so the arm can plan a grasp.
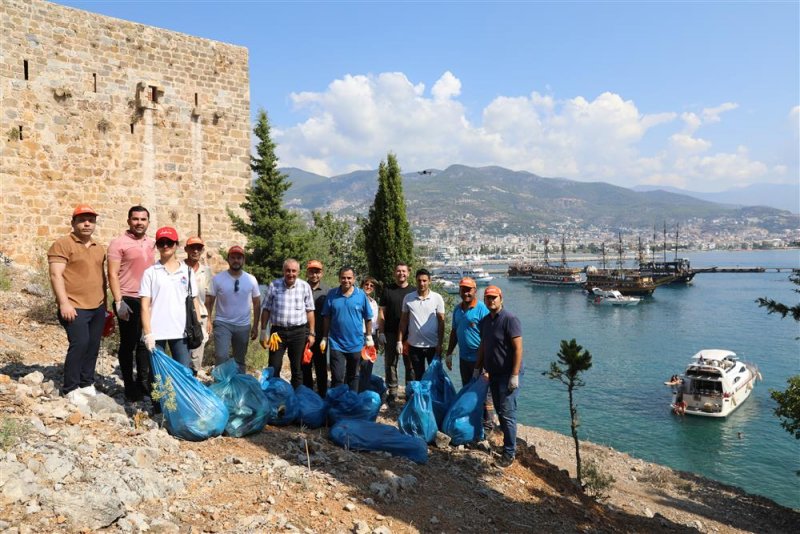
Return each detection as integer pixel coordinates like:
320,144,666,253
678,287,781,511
262,278,314,327
139,262,198,340
47,233,106,309
452,300,490,362
209,270,260,327
479,308,523,376
107,230,155,298
322,287,373,353
310,282,330,337
401,290,445,348
184,260,212,317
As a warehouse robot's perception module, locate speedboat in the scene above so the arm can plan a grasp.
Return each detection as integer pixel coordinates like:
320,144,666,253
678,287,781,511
432,279,460,294
432,265,494,285
669,349,761,417
590,287,641,306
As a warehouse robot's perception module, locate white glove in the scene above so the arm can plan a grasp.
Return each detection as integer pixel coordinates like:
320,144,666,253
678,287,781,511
377,333,386,347
396,341,403,354
508,374,519,391
365,335,374,348
143,333,156,352
319,337,328,353
115,300,132,321
472,368,481,380
202,326,210,343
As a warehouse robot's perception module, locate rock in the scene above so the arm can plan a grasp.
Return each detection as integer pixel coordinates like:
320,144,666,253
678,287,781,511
644,507,655,518
372,527,392,534
131,447,160,469
399,474,418,491
65,412,81,425
50,406,70,420
149,518,180,533
87,393,126,416
0,374,11,384
353,520,370,534
344,502,356,512
693,520,706,532
28,416,47,434
42,454,74,483
23,283,48,297
20,371,44,386
434,431,451,448
430,516,439,524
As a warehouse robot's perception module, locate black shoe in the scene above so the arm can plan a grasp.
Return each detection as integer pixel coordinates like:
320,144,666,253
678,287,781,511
495,454,515,469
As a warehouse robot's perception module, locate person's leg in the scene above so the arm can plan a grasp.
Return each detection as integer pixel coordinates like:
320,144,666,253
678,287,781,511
384,332,400,400
312,342,328,397
490,375,520,459
344,351,362,391
116,298,140,398
213,320,233,366
358,358,373,393
125,298,152,395
459,358,474,388
168,338,191,369
267,330,287,376
424,347,436,367
329,349,345,389
59,308,91,395
301,360,314,389
286,328,306,388
407,346,424,383
79,305,105,388
229,323,251,373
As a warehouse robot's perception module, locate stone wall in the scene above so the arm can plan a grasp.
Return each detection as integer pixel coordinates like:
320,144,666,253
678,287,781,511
0,0,251,267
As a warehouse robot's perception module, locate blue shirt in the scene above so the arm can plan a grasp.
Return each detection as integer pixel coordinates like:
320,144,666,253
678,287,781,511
322,287,373,353
452,300,490,362
479,308,523,376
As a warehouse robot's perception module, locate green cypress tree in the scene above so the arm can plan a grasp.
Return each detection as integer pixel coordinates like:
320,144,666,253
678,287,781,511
364,153,415,285
229,109,308,281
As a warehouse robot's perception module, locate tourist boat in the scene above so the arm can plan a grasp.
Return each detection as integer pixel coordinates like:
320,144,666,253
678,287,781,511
508,261,534,278
584,267,658,296
590,287,641,306
432,279,460,294
639,258,696,284
529,236,584,286
432,265,494,285
668,349,761,418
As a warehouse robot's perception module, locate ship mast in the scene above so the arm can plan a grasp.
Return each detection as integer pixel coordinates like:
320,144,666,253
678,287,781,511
617,232,624,272
561,235,568,268
543,237,550,266
637,235,645,265
674,223,680,262
663,222,667,264
601,242,607,270
651,224,657,264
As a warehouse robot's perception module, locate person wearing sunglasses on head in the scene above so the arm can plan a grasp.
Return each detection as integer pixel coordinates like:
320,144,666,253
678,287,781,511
183,236,212,375
205,246,261,373
139,227,200,369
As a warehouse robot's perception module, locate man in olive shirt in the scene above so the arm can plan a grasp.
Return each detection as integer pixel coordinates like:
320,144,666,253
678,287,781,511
47,204,107,400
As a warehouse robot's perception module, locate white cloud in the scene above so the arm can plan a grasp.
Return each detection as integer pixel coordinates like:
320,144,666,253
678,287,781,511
275,71,779,191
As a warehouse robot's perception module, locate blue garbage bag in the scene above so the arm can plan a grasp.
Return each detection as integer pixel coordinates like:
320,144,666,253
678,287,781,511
295,385,327,428
420,357,457,428
329,419,428,464
365,374,387,402
150,348,228,441
442,375,490,445
325,385,381,424
209,360,270,437
258,368,299,425
398,381,438,443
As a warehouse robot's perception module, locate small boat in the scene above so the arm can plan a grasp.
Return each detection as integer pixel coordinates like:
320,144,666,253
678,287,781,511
432,278,460,294
590,287,641,306
432,265,494,285
669,349,761,417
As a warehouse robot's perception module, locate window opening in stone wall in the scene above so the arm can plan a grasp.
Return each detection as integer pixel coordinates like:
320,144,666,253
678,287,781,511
18,126,23,141
93,73,97,93
23,60,29,80
130,123,134,134
150,86,158,103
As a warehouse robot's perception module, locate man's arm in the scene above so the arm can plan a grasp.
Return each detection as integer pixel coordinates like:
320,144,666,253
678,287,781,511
510,336,523,376
377,306,386,334
49,262,76,322
205,295,216,334
251,296,261,339
398,311,409,344
107,259,122,303
306,309,315,345
436,312,445,354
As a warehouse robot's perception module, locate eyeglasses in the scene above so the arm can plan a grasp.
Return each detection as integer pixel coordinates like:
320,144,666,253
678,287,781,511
186,245,204,251
234,279,240,293
156,240,176,248
363,283,374,288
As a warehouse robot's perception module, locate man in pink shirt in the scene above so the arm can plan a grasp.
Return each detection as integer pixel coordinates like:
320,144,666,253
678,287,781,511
107,206,155,401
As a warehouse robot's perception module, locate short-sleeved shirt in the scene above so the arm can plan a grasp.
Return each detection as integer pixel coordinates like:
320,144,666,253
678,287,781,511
479,308,523,376
107,231,155,298
379,283,416,334
185,261,212,317
322,287,373,353
452,300,490,362
47,233,106,309
209,271,260,327
262,278,314,327
139,262,198,340
401,290,445,348
310,282,330,337
364,297,378,335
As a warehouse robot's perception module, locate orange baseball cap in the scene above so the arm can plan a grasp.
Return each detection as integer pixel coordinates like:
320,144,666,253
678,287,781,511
228,245,245,256
155,227,179,242
459,277,476,288
72,204,98,217
186,236,205,247
306,260,323,270
484,285,502,298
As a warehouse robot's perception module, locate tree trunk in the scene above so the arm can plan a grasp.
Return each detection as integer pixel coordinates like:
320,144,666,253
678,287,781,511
568,384,582,487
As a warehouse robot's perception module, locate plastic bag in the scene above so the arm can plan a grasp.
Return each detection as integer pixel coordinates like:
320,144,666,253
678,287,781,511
329,419,428,464
209,360,270,437
420,357,457,428
325,385,381,424
398,381,438,443
442,375,490,445
365,374,387,402
295,385,328,428
258,368,299,426
150,348,228,441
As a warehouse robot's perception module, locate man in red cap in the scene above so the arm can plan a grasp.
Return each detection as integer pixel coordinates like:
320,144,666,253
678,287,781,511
48,204,107,402
304,259,330,396
205,246,261,372
184,236,212,375
107,205,155,400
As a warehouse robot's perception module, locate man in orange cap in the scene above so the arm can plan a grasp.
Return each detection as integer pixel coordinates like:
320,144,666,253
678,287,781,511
48,204,107,402
445,277,489,385
304,259,329,396
184,236,212,375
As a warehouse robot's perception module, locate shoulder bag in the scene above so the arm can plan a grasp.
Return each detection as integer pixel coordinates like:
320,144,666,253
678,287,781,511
184,267,204,350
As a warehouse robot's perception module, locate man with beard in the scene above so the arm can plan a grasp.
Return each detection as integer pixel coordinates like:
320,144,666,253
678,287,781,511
377,263,416,404
183,236,212,375
304,260,329,396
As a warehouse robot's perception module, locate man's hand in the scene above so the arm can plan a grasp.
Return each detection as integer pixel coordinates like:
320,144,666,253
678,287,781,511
115,300,132,321
143,333,156,352
508,374,519,392
268,332,282,352
377,332,386,348
250,324,259,341
259,328,269,349
320,337,328,353
445,354,453,370
365,335,374,348
59,303,77,322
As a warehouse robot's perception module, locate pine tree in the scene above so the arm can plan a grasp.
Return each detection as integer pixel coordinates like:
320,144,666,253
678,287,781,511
364,153,415,285
229,109,308,281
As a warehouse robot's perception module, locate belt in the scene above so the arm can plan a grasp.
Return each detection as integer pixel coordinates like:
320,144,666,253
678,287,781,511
272,324,307,330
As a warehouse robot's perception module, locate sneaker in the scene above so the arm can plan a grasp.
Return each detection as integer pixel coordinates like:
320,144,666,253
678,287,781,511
65,389,89,407
78,385,97,397
495,454,515,469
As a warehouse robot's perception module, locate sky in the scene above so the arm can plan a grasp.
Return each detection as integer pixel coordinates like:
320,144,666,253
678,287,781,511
58,1,799,192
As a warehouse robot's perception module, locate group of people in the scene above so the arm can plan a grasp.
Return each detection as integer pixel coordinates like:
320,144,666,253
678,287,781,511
48,204,525,467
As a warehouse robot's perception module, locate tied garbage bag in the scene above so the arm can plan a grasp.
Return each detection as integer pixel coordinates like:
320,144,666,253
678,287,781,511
325,385,381,424
329,419,428,464
296,385,327,428
259,368,299,425
365,374,387,402
420,357,457,428
442,375,490,445
150,348,228,441
209,360,270,437
398,381,437,443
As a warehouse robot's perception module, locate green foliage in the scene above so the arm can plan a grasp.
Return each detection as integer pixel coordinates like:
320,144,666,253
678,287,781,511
771,375,800,440
151,374,177,413
756,273,800,323
0,264,10,291
0,417,29,450
308,212,368,282
245,340,268,373
582,459,615,500
364,153,415,286
229,109,309,281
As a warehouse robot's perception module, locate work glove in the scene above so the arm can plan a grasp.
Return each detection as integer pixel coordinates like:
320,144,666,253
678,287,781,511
508,374,519,392
115,300,132,321
268,332,282,352
365,335,374,348
259,328,269,349
472,367,481,380
143,333,156,352
377,333,386,348
396,341,403,355
319,337,327,353
445,354,453,370
202,326,210,344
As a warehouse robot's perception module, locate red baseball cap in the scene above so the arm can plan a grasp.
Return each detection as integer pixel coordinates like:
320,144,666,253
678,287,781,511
484,285,502,298
185,236,205,247
72,204,98,217
459,277,476,288
228,245,245,256
155,227,179,242
306,260,323,270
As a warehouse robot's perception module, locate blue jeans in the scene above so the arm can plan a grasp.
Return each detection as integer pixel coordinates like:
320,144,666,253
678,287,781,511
156,338,191,369
489,373,522,458
213,321,250,372
59,305,105,394
330,349,361,391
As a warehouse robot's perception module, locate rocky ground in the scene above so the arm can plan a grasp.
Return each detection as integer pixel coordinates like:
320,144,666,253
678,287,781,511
0,264,798,533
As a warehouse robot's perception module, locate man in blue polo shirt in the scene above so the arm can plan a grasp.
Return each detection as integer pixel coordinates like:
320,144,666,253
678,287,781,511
445,277,489,386
321,267,374,391
475,285,523,468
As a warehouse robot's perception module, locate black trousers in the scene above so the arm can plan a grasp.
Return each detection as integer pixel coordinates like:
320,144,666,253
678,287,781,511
302,338,328,397
268,325,307,388
116,296,152,398
59,305,104,394
407,346,436,382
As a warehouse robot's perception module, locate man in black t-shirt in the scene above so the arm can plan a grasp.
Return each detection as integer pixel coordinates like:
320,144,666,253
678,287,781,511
378,263,416,404
304,260,330,397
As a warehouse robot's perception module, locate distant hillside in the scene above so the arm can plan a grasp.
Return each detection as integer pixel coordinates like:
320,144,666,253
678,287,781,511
282,165,798,233
632,183,799,214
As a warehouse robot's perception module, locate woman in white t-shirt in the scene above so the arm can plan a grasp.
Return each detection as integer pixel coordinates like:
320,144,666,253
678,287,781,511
358,276,380,391
139,227,200,368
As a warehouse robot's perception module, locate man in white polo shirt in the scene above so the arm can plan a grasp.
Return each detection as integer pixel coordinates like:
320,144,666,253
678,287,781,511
398,268,445,382
205,246,261,372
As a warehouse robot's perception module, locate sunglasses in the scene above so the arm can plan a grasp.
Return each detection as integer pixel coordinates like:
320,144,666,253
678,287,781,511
234,279,240,293
186,245,204,251
363,282,374,288
156,240,176,248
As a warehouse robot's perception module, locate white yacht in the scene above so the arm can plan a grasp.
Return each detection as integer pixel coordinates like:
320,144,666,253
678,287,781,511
432,265,494,285
590,287,641,306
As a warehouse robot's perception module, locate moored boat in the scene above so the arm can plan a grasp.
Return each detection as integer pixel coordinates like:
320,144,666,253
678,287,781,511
432,265,494,285
590,287,641,305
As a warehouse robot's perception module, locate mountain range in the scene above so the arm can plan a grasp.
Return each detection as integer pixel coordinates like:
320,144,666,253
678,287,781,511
631,183,799,214
280,165,798,234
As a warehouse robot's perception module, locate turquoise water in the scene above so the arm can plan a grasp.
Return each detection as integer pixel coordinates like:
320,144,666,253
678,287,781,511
498,249,800,509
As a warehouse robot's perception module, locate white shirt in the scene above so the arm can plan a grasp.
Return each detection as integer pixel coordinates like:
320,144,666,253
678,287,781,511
139,262,198,340
209,271,260,327
402,290,445,348
184,260,213,317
